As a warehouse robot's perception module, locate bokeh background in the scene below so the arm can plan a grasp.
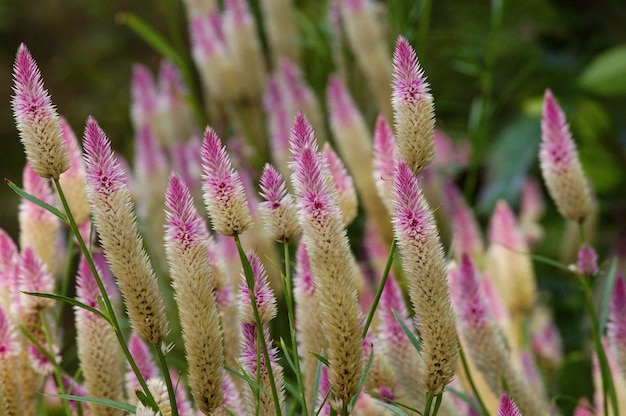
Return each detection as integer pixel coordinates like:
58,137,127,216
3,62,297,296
1,0,626,413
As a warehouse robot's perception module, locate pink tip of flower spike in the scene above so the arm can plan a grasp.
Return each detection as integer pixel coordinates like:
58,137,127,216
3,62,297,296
540,89,578,170
0,229,18,289
295,243,315,297
21,163,55,223
378,275,410,344
83,116,126,196
59,117,83,173
373,114,397,181
608,274,626,347
496,391,522,416
259,164,288,209
75,256,102,311
392,160,432,241
127,333,158,384
18,247,55,314
239,252,277,324
326,75,358,126
392,36,429,103
0,305,19,360
130,64,158,127
165,172,208,249
488,200,523,248
577,244,598,276
135,125,166,177
449,253,489,330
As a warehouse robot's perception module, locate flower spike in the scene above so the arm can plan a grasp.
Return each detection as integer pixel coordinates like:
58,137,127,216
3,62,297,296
201,126,252,236
11,44,69,179
392,36,435,174
259,164,300,242
496,391,522,416
608,274,626,375
540,89,592,222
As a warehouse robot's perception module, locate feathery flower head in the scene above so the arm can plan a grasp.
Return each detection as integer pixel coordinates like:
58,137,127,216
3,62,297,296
130,64,158,130
520,176,545,221
17,247,54,315
239,251,277,324
450,253,490,331
280,59,311,105
0,229,18,295
0,306,19,360
83,116,168,345
259,164,300,242
290,112,364,406
156,60,193,145
392,36,434,174
540,89,592,222
75,256,103,312
322,144,357,226
373,113,397,187
165,172,209,249
201,126,252,236
326,75,359,126
295,242,316,297
573,399,594,416
11,44,69,179
378,275,410,345
392,159,458,395
264,77,292,173
135,125,167,179
20,163,55,223
58,117,90,225
577,244,598,276
126,334,158,401
497,391,522,416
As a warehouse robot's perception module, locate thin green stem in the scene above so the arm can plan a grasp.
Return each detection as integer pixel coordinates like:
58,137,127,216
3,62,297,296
56,236,76,327
362,240,397,338
424,391,434,416
53,179,160,412
155,343,179,416
282,242,309,415
582,278,618,416
431,394,443,416
341,401,349,416
458,341,489,416
234,234,283,416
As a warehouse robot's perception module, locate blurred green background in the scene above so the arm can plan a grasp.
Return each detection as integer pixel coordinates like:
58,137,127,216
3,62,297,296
1,0,626,413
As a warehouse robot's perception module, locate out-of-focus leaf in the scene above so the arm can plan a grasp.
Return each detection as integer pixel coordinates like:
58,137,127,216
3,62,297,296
478,117,540,213
578,46,626,97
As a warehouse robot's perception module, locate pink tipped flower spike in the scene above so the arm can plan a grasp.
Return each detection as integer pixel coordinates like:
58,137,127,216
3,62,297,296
11,44,69,179
0,306,19,360
608,274,626,374
126,334,158,401
577,244,598,276
322,144,358,226
392,36,434,174
239,251,277,325
258,164,300,242
18,247,55,315
130,64,158,131
540,89,592,222
264,77,292,175
372,114,397,213
443,180,484,261
496,391,522,416
201,126,252,236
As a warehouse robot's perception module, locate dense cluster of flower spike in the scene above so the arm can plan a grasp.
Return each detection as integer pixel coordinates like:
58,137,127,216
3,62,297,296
3,0,625,415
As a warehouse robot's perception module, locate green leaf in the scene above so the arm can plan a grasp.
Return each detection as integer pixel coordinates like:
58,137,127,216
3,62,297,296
45,394,136,413
446,387,483,415
376,402,410,416
117,13,185,70
579,46,626,97
23,292,109,322
310,351,330,367
392,310,422,352
6,179,67,222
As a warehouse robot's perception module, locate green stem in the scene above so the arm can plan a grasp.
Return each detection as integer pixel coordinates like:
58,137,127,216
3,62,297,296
53,179,160,412
424,391,434,416
431,394,443,416
56,236,76,327
578,221,587,245
155,343,179,416
282,242,309,415
582,278,618,416
234,234,283,416
458,341,489,416
341,401,349,416
362,240,397,338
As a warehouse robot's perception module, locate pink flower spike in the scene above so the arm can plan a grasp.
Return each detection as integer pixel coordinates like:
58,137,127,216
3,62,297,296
496,391,522,416
75,256,102,312
443,180,484,261
577,244,598,276
130,64,158,130
264,77,291,171
17,247,55,315
0,305,20,359
373,114,397,184
239,251,277,324
573,398,595,416
392,160,432,241
0,229,18,290
135,125,166,179
258,164,300,242
165,172,209,249
608,274,626,372
201,127,252,236
280,59,311,105
83,116,126,196
378,275,410,345
21,163,55,221
391,36,434,173
11,44,69,179
540,89,592,222
450,253,489,330
520,176,545,221
322,144,357,226
126,334,158,398
326,75,358,126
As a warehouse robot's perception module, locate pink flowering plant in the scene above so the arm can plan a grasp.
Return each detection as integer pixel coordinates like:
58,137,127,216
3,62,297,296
3,1,626,415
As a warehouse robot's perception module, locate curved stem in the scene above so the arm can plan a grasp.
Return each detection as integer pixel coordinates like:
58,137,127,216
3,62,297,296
362,240,397,338
53,179,160,412
424,391,434,416
234,234,283,416
431,394,443,416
